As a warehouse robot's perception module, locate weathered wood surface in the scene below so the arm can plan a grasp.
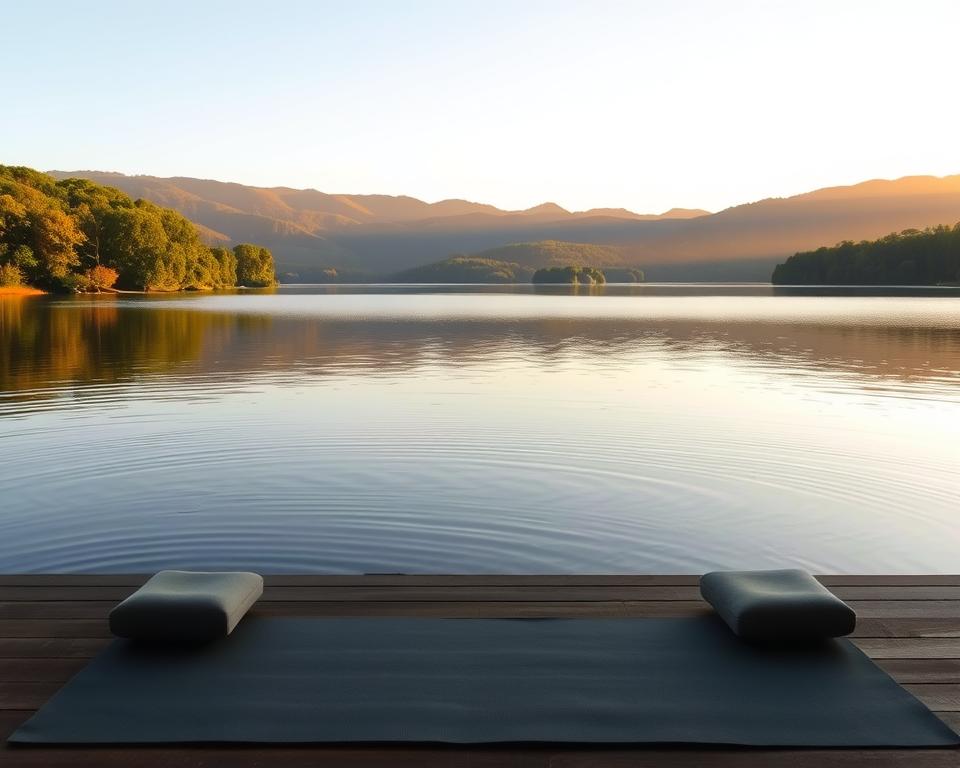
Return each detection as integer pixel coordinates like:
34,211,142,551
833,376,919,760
0,574,957,767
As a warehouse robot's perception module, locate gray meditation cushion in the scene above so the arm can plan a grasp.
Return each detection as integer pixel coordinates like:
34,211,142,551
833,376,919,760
700,568,856,642
109,570,264,642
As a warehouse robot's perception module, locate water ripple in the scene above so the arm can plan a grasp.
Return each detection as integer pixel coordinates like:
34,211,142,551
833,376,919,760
1,289,958,573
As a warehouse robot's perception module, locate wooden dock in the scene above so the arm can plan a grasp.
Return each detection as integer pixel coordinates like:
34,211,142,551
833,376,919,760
1,574,957,766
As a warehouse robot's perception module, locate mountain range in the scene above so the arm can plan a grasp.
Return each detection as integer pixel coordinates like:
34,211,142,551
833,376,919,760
48,171,960,281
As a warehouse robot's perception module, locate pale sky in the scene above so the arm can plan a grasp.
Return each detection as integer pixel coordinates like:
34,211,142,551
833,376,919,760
5,0,959,213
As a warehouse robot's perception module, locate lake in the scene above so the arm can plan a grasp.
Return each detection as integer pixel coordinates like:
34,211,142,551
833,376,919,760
1,285,958,574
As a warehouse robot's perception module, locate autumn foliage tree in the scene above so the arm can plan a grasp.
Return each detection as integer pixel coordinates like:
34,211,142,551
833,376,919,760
210,247,237,287
0,166,277,292
86,265,119,291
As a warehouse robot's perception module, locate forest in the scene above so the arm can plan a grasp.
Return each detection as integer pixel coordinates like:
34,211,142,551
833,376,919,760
0,166,276,292
394,256,534,283
392,242,646,284
772,224,960,285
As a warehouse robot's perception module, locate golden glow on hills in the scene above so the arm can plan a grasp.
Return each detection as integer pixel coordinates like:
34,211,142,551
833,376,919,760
46,171,960,280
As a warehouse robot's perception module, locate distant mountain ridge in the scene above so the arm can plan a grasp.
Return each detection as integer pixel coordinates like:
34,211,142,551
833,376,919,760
47,171,960,281
48,171,700,228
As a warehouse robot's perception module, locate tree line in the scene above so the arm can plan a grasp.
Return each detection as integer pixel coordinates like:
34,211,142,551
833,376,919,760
394,256,534,283
0,166,277,291
772,224,960,285
532,266,607,284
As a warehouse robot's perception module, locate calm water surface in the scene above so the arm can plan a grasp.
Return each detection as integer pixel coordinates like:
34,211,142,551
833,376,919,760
1,285,958,573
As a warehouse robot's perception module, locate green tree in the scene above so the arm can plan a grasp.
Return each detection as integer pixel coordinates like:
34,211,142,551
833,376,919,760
99,201,211,291
56,177,132,268
211,247,237,287
99,204,173,290
234,243,277,287
773,224,960,285
0,244,39,274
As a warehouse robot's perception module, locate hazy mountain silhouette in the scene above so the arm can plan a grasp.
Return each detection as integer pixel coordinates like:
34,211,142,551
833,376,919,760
48,171,960,280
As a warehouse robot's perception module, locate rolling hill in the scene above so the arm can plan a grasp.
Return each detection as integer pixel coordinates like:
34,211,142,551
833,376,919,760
453,241,625,269
392,242,629,283
48,171,960,281
393,257,534,284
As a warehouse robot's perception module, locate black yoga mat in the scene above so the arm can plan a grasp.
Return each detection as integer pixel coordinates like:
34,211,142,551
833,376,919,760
11,616,959,746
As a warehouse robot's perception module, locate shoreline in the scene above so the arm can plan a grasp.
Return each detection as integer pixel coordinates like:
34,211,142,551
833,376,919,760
0,285,277,297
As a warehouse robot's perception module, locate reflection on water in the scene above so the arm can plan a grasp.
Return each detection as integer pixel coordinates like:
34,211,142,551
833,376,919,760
1,286,958,573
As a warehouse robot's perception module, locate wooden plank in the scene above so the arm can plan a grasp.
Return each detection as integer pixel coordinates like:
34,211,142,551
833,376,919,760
4,599,960,622
831,587,960,601
0,575,702,587
0,639,108,660
0,681,60,709
0,620,110,639
548,751,960,767
4,584,960,603
616,601,960,620
0,658,87,682
0,617,953,639
0,601,637,620
853,639,960,659
0,602,113,620
819,576,960,587
877,659,960,684
0,745,954,768
0,585,710,602
904,684,960,711
0,574,958,587
852,619,960,639
0,574,148,586
2,615,957,641
938,711,960,730
842,602,960,619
